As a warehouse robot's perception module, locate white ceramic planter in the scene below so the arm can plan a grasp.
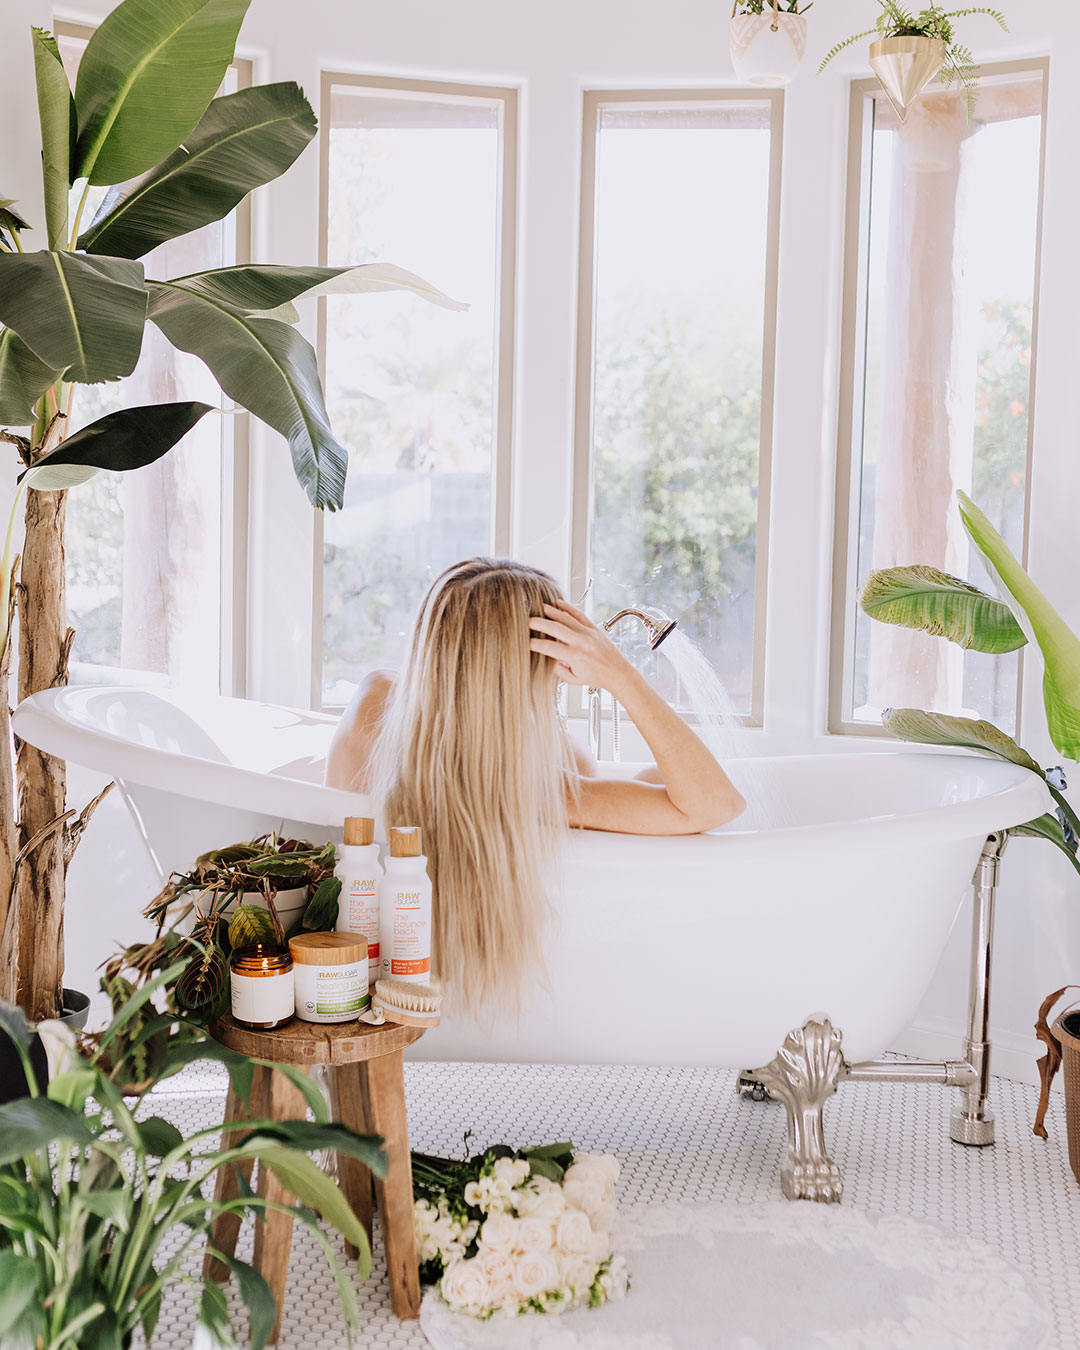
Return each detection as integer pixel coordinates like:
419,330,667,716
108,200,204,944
729,11,807,87
221,884,309,933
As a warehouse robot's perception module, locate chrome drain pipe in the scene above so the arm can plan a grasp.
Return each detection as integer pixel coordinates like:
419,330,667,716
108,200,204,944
737,832,1007,1201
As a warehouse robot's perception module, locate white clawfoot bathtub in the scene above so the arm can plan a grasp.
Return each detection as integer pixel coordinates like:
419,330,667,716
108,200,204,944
13,686,1049,1067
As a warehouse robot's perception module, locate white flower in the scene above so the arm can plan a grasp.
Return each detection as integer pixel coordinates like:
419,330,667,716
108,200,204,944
479,1212,518,1251
513,1179,567,1221
587,1201,619,1241
558,1251,600,1302
511,1251,560,1300
441,1258,492,1312
598,1254,630,1302
555,1209,594,1254
514,1216,554,1253
571,1153,620,1186
36,1019,78,1079
493,1155,530,1188
562,1177,606,1220
478,1248,517,1306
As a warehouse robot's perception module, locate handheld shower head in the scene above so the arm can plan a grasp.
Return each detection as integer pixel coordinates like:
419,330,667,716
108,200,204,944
602,606,678,651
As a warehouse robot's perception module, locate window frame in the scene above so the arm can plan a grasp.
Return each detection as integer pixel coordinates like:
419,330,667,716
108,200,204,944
570,88,784,728
54,17,253,699
313,70,519,712
827,59,1050,738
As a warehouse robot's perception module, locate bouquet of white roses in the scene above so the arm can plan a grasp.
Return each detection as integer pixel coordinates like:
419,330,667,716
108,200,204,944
411,1140,629,1320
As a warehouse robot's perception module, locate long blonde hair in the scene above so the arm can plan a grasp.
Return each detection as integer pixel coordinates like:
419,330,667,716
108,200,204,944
369,558,576,1014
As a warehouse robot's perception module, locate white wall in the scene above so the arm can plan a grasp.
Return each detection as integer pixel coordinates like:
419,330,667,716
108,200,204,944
3,0,1080,1080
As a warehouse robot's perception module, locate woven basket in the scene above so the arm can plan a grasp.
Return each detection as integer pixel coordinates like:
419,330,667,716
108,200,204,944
1054,1012,1080,1182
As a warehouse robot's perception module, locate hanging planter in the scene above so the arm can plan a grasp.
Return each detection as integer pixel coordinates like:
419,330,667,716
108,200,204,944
868,35,947,120
729,1,809,88
819,5,1009,121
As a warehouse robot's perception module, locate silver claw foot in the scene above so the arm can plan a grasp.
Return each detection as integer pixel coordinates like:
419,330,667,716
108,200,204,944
749,1014,846,1204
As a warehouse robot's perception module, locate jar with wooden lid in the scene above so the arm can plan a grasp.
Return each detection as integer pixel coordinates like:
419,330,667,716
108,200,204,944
289,931,369,1023
229,942,294,1029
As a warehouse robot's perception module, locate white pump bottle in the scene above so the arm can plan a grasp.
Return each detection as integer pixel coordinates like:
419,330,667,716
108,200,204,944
334,816,383,984
378,826,432,984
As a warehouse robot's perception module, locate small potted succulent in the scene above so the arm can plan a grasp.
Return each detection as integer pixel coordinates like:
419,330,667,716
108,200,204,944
730,0,812,87
819,3,1009,118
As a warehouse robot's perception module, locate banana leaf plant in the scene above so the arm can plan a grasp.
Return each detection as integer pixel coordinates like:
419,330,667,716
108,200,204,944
0,0,462,1021
858,489,1080,876
860,491,1080,1131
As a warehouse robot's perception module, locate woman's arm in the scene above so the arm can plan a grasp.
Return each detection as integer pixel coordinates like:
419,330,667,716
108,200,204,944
529,601,745,834
325,670,396,792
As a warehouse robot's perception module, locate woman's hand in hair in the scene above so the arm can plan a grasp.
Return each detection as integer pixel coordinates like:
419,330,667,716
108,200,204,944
529,601,634,693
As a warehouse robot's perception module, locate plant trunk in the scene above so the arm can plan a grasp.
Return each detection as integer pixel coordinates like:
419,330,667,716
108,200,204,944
13,488,72,1020
0,563,18,1004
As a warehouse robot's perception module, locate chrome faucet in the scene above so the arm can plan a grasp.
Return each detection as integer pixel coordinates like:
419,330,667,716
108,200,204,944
601,606,677,651
589,606,678,760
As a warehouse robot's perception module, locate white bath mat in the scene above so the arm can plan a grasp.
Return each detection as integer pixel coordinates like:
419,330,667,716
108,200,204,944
419,1200,1048,1350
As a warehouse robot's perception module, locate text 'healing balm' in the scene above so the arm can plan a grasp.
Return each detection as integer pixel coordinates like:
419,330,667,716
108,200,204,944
378,826,432,984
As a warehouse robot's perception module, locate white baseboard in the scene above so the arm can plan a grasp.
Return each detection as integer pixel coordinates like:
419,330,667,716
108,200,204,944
890,1016,1048,1089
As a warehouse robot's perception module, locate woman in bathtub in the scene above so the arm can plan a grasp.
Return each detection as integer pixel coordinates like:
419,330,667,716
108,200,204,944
326,557,743,1010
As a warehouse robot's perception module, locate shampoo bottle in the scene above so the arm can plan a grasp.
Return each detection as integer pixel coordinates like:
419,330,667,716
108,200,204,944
335,816,383,984
378,826,432,984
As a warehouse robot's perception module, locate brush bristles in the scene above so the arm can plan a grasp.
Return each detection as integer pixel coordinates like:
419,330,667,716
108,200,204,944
373,978,441,1026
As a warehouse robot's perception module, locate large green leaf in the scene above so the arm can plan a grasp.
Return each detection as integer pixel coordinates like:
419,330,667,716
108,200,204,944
32,30,76,250
0,1097,94,1163
74,0,250,186
79,83,317,260
148,281,346,509
220,1256,277,1350
858,564,1027,654
0,1253,39,1335
1012,813,1080,878
0,252,146,383
881,706,1044,773
20,402,215,486
253,1145,372,1276
245,1120,387,1175
0,329,61,427
958,491,1080,760
162,261,469,322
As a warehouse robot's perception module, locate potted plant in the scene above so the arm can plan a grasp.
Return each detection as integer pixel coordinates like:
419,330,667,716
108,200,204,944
858,490,1080,1165
112,834,344,1032
730,0,812,87
0,989,386,1347
0,0,460,1024
819,4,1009,118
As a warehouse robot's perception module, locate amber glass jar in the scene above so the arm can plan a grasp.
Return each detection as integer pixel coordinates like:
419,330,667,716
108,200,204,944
229,942,295,1029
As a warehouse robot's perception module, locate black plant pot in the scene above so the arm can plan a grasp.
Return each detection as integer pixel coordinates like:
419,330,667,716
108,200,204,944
0,987,91,1102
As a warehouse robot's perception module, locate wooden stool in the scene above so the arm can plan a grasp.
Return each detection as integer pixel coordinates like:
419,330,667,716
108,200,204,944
205,1014,425,1342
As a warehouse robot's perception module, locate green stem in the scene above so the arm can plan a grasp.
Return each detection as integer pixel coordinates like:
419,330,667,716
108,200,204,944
45,1300,107,1350
67,182,91,252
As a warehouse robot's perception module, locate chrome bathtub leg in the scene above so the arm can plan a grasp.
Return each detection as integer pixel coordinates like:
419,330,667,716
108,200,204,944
950,831,1006,1148
749,1014,845,1203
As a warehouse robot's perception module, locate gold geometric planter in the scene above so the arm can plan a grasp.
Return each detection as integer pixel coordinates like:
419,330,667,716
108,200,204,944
869,35,947,122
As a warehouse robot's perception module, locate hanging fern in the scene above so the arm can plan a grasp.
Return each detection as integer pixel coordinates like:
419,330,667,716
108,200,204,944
819,1,1008,96
734,0,813,13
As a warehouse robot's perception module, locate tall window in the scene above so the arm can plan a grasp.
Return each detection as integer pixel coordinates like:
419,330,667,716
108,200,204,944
831,65,1046,734
319,75,516,708
573,92,780,722
56,24,248,693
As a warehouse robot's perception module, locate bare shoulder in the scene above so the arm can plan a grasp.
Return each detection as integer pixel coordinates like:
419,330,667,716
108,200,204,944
325,669,397,789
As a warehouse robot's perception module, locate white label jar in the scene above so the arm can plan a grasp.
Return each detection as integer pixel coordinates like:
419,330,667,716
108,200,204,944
229,944,295,1029
288,931,369,1024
